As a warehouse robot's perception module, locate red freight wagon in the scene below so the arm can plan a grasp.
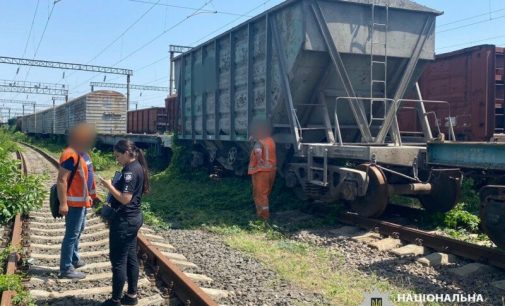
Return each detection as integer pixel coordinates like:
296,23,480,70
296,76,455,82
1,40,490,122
127,107,166,134
165,95,178,133
401,45,505,141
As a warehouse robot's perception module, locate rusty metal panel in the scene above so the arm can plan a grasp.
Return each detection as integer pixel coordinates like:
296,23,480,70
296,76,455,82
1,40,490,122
416,45,498,141
127,107,165,134
165,95,178,133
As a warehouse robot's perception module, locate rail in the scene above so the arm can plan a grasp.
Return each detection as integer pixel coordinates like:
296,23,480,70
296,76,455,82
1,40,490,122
18,142,218,306
0,152,27,306
338,212,505,270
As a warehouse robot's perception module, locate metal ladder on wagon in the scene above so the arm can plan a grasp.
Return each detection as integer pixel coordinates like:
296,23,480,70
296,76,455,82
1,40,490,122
369,0,390,129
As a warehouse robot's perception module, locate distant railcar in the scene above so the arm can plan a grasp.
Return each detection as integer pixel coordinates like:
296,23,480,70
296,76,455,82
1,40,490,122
20,90,126,135
165,95,178,133
399,45,505,141
127,107,166,134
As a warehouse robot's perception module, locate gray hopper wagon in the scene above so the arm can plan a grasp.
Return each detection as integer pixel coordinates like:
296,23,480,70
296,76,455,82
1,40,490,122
174,0,462,218
21,90,126,135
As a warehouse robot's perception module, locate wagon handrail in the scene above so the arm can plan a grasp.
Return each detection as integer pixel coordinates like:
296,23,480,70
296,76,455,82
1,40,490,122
332,97,455,143
397,99,455,141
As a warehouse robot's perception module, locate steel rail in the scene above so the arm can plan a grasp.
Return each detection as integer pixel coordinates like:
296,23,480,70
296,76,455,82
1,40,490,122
0,152,27,306
18,142,218,306
338,212,505,270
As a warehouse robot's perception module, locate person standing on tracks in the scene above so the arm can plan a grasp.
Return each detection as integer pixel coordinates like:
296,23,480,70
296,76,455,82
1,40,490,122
57,123,99,279
248,118,277,220
99,140,149,306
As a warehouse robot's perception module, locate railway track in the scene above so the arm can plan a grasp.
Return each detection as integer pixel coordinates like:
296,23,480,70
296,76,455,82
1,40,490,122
292,210,505,303
2,143,231,306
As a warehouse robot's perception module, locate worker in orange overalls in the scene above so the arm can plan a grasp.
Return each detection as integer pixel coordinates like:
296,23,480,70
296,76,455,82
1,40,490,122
248,118,276,220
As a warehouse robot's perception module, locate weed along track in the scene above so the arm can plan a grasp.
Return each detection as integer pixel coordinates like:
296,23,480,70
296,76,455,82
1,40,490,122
15,143,228,306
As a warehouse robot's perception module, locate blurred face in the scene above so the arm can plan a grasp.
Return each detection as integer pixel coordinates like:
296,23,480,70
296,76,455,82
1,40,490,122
70,123,96,151
114,151,130,166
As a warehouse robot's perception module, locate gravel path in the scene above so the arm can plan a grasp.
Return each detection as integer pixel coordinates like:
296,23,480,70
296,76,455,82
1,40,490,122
158,229,328,306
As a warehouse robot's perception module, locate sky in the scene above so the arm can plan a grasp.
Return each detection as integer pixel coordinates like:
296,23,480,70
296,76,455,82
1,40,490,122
0,0,504,120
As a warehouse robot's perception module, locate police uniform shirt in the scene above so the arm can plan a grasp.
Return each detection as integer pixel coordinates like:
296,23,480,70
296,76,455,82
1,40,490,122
110,160,144,216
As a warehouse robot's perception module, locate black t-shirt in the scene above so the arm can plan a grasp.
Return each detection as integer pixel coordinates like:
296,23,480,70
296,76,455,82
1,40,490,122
110,160,144,216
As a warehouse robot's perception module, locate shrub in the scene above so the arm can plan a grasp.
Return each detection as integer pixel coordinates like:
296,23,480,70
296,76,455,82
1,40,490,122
0,130,46,223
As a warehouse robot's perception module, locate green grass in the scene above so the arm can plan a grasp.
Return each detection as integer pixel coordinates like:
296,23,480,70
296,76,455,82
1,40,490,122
225,230,422,306
144,142,436,305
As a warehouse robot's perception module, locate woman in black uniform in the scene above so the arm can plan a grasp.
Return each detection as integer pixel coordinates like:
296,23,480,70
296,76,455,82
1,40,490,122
99,140,150,306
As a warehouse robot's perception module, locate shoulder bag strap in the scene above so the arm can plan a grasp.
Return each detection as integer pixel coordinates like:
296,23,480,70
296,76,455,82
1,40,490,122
67,154,81,189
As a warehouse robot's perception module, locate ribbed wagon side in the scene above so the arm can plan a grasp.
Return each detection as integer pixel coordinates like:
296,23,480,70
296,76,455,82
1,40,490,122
85,91,126,135
21,90,126,135
127,107,166,134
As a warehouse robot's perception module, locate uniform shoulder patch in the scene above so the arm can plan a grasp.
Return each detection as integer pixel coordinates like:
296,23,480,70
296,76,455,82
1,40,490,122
124,172,133,182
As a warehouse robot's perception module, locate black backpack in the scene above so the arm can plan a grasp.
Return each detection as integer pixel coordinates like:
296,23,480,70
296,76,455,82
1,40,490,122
49,155,81,218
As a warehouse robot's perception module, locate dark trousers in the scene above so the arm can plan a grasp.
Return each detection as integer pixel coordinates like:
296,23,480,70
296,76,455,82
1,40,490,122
109,213,143,300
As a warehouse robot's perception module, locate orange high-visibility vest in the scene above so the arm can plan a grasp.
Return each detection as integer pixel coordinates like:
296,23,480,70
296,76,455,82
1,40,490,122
59,148,94,208
248,137,277,175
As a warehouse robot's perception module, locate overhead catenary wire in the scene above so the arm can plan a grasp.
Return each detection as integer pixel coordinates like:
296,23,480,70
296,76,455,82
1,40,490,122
437,34,505,51
128,0,252,18
64,0,161,82
191,0,274,45
437,13,505,34
69,0,214,97
438,7,505,28
94,0,277,96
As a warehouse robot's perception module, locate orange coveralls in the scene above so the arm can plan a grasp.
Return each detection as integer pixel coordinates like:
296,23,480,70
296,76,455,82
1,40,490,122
248,137,276,220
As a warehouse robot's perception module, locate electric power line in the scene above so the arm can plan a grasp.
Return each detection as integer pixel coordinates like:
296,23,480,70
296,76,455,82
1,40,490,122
437,34,505,51
437,14,505,34
191,0,274,45
438,7,505,28
21,0,41,60
64,0,161,82
128,0,252,18
69,0,214,96
100,0,276,94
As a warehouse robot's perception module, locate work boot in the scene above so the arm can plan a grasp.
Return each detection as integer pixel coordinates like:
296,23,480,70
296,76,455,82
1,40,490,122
73,260,86,269
59,269,86,280
121,294,139,305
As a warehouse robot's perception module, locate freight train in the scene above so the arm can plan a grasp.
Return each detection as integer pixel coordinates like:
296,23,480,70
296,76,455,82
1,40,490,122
21,90,126,135
17,0,505,248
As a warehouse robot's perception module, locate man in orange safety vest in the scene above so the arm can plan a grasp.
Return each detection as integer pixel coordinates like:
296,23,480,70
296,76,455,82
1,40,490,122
248,118,276,220
57,123,99,279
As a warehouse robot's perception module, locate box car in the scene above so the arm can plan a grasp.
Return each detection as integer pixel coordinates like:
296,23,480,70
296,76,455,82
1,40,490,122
21,90,126,135
399,45,505,141
127,107,166,134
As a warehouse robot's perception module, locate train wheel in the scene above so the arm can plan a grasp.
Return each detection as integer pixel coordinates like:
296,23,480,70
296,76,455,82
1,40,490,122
419,169,462,213
350,164,388,218
480,186,505,249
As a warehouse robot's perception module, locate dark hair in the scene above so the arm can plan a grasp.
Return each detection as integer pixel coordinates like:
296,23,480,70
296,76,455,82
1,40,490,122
113,140,150,194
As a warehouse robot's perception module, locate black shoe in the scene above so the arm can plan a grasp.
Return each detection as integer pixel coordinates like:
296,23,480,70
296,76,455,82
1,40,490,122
101,298,120,306
121,294,139,305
